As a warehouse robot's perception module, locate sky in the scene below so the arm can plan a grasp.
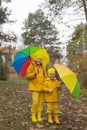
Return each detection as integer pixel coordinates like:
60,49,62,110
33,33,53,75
2,0,86,46
2,0,86,64
3,0,44,39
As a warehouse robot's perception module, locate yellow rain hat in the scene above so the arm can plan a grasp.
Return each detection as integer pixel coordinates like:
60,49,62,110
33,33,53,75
47,68,55,76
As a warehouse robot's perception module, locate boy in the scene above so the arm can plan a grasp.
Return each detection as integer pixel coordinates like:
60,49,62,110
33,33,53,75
43,68,61,124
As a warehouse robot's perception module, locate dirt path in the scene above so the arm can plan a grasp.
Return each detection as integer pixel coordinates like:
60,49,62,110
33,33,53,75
0,83,87,130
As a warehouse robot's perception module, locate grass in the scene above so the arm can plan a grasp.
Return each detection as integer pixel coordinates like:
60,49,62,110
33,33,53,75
0,79,31,130
0,78,29,85
0,79,87,130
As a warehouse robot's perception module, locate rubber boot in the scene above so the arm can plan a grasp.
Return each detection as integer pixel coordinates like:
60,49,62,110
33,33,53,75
54,115,60,124
31,113,37,122
37,112,43,122
48,115,53,123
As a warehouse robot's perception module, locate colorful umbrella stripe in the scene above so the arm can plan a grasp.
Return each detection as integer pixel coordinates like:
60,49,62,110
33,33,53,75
12,45,50,76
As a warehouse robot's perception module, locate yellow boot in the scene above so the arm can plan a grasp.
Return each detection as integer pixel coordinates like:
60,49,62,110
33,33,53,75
54,114,60,124
48,115,53,124
37,112,43,122
31,113,37,122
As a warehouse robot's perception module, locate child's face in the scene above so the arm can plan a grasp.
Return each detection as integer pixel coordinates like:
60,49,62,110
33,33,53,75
35,58,42,65
49,73,55,79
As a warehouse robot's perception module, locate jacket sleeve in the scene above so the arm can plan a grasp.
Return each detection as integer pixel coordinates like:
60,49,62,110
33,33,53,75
43,80,50,92
25,64,35,80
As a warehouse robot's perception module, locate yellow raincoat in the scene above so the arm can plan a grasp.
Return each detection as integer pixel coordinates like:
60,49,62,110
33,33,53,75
26,61,46,91
43,77,60,102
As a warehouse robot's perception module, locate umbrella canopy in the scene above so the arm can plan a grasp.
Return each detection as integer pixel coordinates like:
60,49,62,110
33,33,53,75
12,45,50,76
54,64,80,98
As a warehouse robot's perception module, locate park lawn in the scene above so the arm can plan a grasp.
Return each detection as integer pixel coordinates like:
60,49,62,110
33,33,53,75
0,79,33,130
0,79,87,130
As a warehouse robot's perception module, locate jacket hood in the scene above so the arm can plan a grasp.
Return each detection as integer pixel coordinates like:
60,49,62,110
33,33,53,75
47,68,55,76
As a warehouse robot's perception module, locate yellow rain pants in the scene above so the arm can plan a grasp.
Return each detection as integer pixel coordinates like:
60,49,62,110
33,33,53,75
31,91,44,113
47,102,58,114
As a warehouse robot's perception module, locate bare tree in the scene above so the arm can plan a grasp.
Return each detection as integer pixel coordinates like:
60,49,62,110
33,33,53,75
82,0,87,22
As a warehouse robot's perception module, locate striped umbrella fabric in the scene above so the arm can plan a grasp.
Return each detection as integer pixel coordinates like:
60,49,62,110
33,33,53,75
12,45,50,76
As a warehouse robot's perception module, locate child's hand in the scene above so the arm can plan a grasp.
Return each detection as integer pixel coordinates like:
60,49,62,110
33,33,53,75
34,70,37,75
49,89,53,92
57,84,61,88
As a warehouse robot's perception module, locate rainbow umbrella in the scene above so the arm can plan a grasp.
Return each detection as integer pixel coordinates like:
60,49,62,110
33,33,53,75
12,45,50,76
54,64,80,98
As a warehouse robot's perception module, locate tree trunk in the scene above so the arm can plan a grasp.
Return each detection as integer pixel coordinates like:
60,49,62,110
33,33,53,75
0,0,1,6
82,0,87,23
